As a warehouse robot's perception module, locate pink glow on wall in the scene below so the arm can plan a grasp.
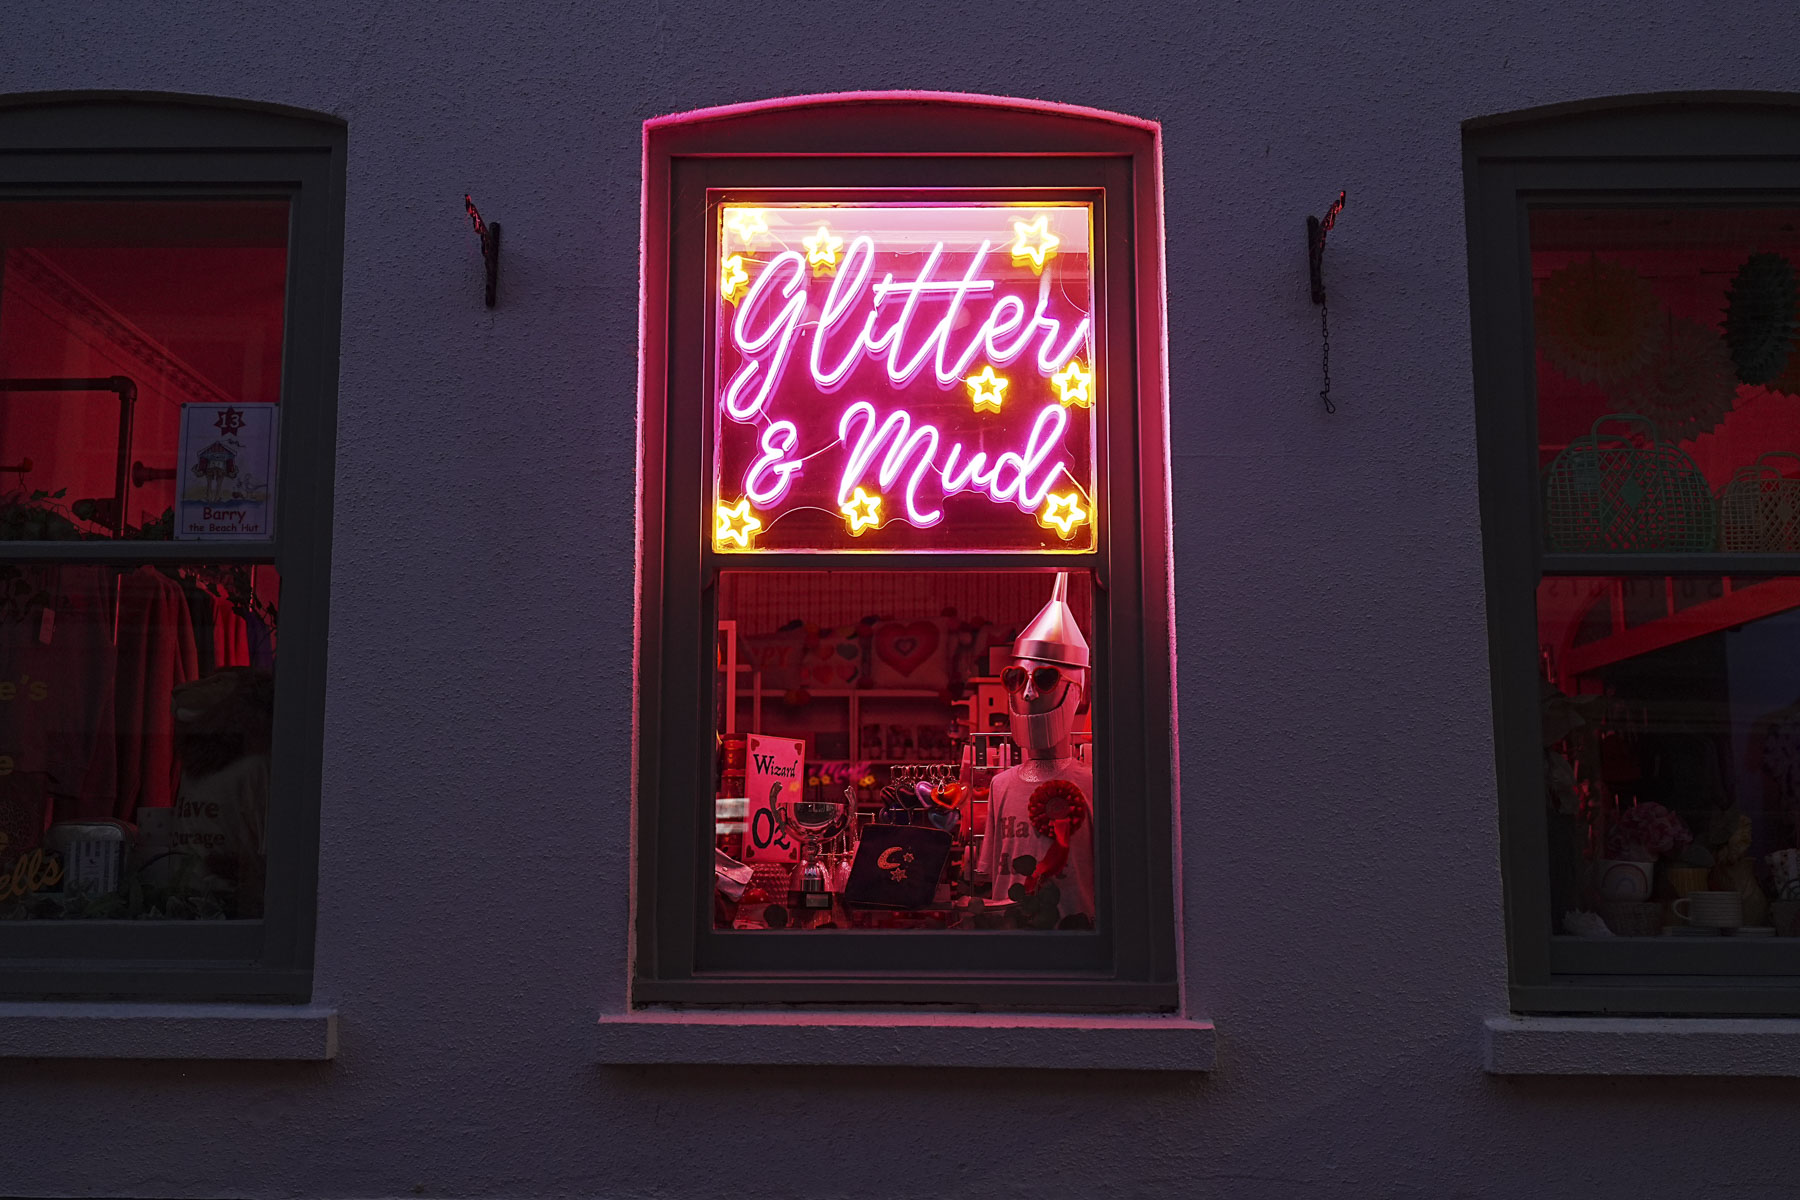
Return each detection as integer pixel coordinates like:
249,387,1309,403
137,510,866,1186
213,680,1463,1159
712,203,1097,552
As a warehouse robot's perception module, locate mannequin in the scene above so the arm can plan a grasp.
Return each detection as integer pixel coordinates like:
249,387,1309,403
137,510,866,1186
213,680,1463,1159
977,572,1096,926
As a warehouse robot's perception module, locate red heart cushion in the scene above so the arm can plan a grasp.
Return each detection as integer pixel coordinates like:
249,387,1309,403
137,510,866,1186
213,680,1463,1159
874,620,940,678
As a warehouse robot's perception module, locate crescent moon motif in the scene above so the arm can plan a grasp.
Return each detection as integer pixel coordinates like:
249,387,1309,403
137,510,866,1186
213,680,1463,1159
877,846,905,870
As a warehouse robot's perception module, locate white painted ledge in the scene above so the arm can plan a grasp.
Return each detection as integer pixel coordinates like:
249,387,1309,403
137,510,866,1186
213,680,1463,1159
597,1011,1215,1070
0,1002,337,1060
1485,1015,1800,1076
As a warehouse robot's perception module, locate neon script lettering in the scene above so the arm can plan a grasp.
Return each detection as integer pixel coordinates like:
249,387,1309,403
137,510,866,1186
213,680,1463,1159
714,206,1095,549
725,235,1090,423
835,401,1068,527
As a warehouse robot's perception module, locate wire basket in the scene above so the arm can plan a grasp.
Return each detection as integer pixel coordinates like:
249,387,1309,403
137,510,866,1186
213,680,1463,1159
1718,452,1800,551
1543,413,1715,552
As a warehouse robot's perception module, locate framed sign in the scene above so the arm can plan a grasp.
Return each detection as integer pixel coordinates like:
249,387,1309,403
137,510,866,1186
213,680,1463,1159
711,203,1097,554
175,402,278,539
741,733,805,864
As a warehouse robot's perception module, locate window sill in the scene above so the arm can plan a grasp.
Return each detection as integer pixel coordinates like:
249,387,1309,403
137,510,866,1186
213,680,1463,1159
1485,1014,1800,1076
0,1002,337,1060
597,1011,1215,1071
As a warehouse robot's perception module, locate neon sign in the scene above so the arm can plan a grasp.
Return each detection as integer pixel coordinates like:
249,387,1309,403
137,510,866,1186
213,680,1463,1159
712,204,1097,552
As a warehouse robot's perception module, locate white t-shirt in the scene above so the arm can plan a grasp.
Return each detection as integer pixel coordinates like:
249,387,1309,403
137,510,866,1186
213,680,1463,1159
979,759,1095,923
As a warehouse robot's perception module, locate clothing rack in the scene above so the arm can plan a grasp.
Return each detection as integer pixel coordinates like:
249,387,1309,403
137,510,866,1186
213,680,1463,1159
0,375,136,536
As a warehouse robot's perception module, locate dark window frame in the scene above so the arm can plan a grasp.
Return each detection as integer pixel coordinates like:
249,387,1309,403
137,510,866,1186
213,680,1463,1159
634,95,1179,1009
1466,92,1800,1016
0,93,344,1002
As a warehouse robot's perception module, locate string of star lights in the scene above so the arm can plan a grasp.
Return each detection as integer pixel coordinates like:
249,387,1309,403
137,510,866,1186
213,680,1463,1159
1010,214,1060,273
1051,360,1093,408
965,365,1009,413
712,204,1098,551
1037,491,1090,540
802,223,842,275
724,207,768,249
720,253,749,303
715,497,763,548
839,486,884,535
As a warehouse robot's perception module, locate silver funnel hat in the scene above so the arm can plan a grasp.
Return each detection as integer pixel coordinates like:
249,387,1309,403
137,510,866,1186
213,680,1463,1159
1012,572,1090,669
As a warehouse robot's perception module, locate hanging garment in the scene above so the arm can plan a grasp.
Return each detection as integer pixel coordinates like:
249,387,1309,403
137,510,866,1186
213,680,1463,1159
246,612,275,670
0,566,118,827
212,593,250,669
180,579,216,676
113,567,198,819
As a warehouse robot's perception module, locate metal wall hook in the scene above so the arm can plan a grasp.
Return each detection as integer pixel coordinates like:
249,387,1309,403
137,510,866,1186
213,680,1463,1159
464,194,501,308
1306,190,1345,306
1306,190,1346,412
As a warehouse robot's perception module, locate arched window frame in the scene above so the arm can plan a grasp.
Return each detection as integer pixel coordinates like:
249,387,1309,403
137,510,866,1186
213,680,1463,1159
0,92,345,1002
1466,92,1800,1016
633,93,1180,1009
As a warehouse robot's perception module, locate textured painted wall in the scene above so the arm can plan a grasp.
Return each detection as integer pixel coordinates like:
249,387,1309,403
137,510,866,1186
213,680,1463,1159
5,2,1800,1197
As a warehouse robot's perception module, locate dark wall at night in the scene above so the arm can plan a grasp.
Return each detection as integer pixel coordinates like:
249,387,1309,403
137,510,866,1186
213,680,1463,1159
6,3,1800,1197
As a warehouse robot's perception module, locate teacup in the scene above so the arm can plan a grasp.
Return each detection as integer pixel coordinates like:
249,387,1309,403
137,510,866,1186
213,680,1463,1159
1673,890,1744,929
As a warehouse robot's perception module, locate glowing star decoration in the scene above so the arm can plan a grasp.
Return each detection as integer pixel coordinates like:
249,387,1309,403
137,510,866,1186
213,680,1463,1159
724,208,768,248
715,498,763,548
1038,491,1089,540
720,254,749,303
840,486,883,536
965,365,1009,413
1051,360,1093,409
802,223,843,274
1010,215,1060,273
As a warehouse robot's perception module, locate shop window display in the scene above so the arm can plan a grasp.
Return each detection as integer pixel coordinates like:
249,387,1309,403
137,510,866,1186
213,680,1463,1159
638,95,1176,1007
1532,208,1800,943
714,570,1096,931
0,200,285,920
707,201,1105,932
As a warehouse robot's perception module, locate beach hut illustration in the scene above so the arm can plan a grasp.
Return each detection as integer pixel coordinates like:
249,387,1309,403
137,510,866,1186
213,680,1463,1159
192,440,238,502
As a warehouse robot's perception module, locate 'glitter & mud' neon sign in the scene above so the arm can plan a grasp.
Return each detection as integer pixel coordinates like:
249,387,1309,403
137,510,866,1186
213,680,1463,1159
711,204,1097,552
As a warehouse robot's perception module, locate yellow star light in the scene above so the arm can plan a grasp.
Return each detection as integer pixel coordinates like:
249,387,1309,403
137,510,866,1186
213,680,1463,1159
802,223,843,274
1051,360,1094,408
1038,492,1089,540
715,498,763,548
724,208,768,248
965,365,1009,413
1010,214,1060,273
840,487,883,536
720,254,749,303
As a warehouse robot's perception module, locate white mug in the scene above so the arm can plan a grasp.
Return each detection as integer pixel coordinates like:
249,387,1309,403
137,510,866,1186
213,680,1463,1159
1673,890,1744,929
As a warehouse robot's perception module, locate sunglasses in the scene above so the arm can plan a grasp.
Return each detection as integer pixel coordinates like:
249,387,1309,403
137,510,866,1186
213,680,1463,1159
1001,665,1066,694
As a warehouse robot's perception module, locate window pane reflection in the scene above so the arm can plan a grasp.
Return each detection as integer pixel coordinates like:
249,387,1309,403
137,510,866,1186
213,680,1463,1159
1532,208,1800,553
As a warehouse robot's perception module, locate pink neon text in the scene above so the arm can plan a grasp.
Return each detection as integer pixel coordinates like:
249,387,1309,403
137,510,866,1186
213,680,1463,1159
723,236,1090,423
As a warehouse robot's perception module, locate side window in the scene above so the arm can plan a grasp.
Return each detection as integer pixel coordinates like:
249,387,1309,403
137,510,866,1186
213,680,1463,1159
1467,97,1800,1015
635,96,1179,1008
0,95,344,1000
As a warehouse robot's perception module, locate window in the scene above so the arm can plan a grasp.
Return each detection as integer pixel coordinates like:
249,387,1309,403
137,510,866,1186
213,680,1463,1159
1467,95,1800,1014
0,94,344,1000
635,95,1178,1007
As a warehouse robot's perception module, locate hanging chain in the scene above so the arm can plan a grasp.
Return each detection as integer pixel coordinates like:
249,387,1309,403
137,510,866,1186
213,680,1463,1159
1318,297,1335,414
1308,190,1345,415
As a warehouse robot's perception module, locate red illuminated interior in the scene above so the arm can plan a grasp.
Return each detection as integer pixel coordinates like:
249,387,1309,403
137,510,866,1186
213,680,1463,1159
0,200,286,536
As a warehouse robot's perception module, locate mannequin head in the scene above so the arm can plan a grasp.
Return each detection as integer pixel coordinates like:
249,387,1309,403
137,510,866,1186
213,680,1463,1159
1006,573,1089,761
